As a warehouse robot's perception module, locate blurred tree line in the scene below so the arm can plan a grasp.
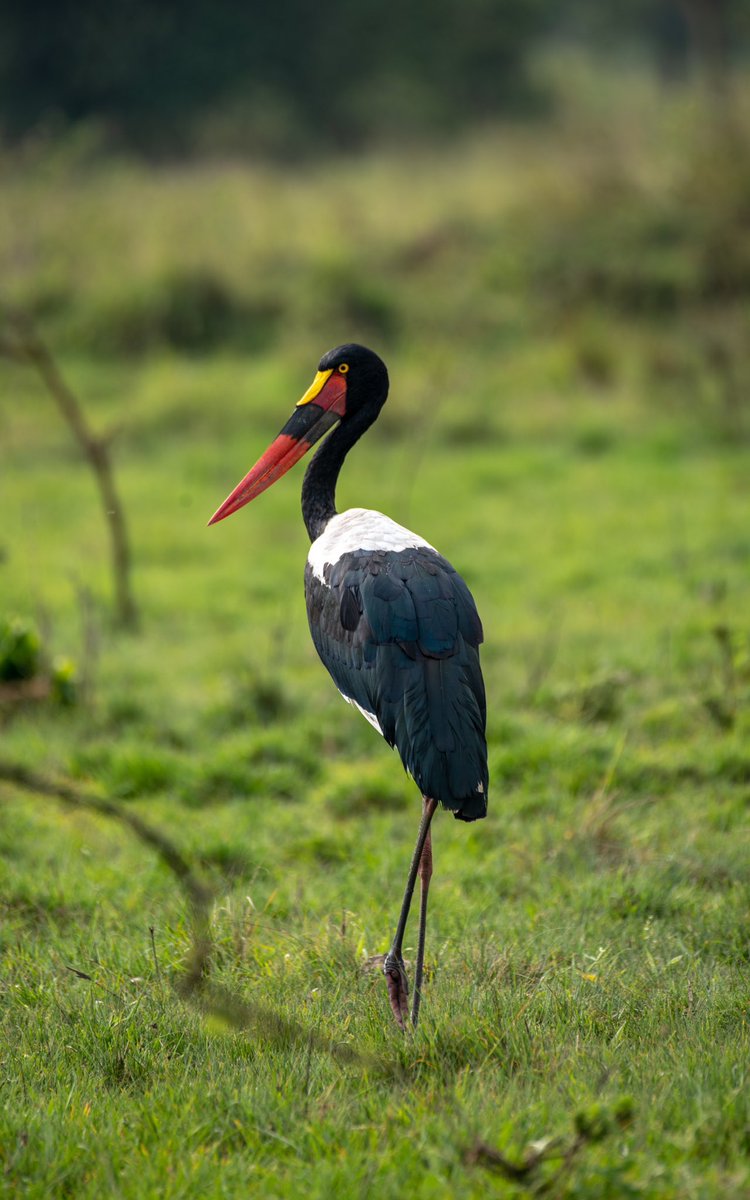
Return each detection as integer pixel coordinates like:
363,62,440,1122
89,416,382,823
0,0,748,156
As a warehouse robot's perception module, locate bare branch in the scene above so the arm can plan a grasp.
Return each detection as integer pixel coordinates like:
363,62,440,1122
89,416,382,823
0,760,398,1077
1,310,139,631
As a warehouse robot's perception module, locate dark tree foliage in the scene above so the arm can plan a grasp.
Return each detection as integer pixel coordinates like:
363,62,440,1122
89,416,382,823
2,1,748,154
0,0,551,153
563,0,750,82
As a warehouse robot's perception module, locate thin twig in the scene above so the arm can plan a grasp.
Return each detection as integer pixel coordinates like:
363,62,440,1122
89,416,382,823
0,310,138,630
0,760,398,1079
149,925,163,994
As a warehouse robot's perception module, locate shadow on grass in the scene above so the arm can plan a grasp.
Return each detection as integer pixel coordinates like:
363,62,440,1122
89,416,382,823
0,759,402,1081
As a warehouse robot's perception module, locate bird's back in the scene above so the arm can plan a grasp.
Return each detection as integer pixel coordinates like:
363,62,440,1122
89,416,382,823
305,509,488,821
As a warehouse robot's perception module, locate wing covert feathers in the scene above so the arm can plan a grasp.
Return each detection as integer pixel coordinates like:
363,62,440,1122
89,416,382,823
305,543,488,821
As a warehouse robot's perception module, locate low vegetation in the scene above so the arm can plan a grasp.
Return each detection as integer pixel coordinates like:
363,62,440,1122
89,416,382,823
1,63,749,1198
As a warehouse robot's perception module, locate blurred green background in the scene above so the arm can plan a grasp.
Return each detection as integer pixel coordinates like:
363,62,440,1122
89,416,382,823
2,0,749,154
2,5,750,1197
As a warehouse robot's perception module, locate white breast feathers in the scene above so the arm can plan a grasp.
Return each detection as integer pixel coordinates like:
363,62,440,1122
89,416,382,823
307,508,435,582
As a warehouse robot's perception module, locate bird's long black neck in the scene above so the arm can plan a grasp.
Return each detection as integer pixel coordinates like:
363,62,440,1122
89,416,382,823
301,405,376,542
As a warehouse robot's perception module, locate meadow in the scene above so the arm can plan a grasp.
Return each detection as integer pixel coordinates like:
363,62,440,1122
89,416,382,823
1,62,750,1197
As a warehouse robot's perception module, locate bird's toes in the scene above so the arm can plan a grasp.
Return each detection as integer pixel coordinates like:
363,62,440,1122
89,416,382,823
383,952,409,1030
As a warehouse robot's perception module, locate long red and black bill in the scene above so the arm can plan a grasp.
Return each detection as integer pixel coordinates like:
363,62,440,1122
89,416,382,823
208,368,347,525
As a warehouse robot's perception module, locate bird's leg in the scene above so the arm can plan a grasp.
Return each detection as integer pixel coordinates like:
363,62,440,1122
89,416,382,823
383,796,438,1030
410,802,433,1029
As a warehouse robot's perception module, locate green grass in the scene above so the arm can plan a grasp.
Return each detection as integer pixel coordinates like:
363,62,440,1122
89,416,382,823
2,62,750,1197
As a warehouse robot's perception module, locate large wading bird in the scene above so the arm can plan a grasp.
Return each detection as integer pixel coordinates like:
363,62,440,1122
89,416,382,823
209,344,488,1029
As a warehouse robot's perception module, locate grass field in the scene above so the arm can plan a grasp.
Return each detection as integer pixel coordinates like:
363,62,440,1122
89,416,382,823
2,62,750,1197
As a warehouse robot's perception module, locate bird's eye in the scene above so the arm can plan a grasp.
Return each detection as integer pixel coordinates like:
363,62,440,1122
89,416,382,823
338,363,349,374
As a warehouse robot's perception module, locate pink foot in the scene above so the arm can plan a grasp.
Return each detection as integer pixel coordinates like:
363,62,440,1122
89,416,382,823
383,952,409,1030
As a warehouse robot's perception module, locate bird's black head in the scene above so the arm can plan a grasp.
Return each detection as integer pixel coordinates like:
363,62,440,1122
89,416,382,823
317,343,389,418
208,343,389,525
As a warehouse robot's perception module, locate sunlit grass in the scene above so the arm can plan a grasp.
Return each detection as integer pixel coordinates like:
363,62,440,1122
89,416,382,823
2,63,750,1197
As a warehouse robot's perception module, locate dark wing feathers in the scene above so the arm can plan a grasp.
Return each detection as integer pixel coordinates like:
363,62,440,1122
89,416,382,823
305,546,488,820
363,570,418,644
452,571,485,644
338,585,361,632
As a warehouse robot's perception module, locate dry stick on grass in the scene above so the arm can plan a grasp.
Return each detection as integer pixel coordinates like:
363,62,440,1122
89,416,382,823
0,311,138,631
0,758,211,986
466,1133,579,1191
0,760,395,1076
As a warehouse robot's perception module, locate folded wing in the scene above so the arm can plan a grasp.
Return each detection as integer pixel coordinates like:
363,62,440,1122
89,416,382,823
305,545,488,820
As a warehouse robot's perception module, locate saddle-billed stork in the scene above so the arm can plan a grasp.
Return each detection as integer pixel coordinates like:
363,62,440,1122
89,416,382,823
209,344,488,1029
